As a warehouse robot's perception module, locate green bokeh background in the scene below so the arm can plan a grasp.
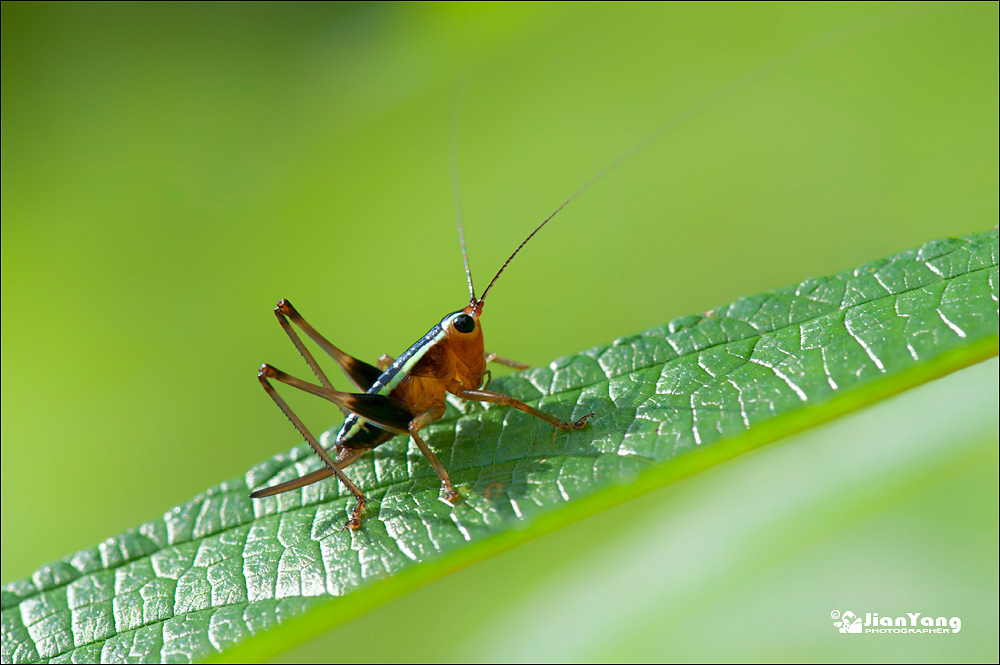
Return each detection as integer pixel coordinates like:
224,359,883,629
2,2,996,661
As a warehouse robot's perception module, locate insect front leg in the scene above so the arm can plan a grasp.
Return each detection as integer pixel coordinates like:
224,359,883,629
255,364,371,529
405,405,458,502
377,354,394,371
478,354,530,390
484,352,530,370
451,386,593,430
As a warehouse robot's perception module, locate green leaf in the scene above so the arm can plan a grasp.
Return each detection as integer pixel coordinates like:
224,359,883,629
3,230,997,664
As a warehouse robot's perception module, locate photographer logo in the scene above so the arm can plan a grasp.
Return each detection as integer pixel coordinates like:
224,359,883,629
830,610,962,635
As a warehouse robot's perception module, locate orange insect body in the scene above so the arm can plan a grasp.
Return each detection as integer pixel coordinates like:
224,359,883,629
252,293,586,530
392,306,486,416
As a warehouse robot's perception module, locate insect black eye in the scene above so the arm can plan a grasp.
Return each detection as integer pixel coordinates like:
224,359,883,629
453,314,475,333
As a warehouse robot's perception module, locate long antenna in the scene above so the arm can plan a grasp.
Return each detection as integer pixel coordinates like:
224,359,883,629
477,5,919,306
450,71,476,307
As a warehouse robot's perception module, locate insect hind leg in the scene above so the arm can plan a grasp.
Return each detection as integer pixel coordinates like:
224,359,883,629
273,299,382,395
255,363,369,529
249,446,365,499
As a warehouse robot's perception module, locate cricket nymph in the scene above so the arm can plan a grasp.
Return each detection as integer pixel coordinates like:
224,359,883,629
252,294,590,530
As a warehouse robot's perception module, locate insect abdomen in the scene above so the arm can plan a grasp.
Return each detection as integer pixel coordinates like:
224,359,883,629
337,416,396,450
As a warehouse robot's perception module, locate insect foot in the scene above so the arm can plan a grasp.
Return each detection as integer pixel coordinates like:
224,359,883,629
444,488,461,505
556,413,595,430
345,499,366,530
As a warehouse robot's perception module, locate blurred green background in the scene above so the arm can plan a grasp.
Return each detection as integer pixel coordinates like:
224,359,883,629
2,1,996,661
